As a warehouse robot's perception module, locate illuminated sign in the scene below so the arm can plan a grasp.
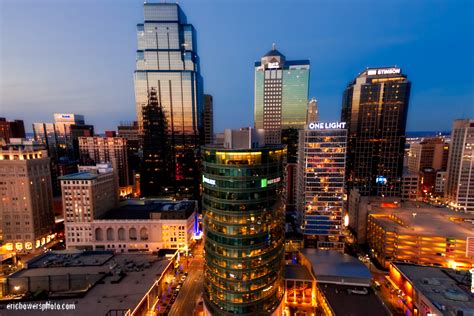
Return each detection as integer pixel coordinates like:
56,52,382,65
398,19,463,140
261,177,281,187
308,122,346,130
268,177,281,184
268,62,280,69
202,175,216,186
376,176,387,185
367,68,401,76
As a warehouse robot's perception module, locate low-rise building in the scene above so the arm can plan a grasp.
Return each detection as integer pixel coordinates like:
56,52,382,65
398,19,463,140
297,249,389,316
60,164,118,250
91,199,197,252
388,262,474,316
367,202,474,269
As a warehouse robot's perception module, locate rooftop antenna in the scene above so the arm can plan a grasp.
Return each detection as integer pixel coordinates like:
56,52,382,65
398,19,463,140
272,43,276,50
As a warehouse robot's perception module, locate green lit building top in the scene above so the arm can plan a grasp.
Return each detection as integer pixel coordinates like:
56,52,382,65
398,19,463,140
254,44,310,144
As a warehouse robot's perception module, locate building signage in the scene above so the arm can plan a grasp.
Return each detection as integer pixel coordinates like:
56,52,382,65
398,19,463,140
268,62,280,69
202,175,216,186
268,177,281,184
367,68,401,76
308,122,346,130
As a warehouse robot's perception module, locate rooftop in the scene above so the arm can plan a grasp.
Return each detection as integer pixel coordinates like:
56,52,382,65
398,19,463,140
394,263,474,315
369,201,474,238
284,264,314,281
6,252,170,316
58,171,98,180
299,249,371,286
320,283,390,316
262,48,285,58
100,199,196,220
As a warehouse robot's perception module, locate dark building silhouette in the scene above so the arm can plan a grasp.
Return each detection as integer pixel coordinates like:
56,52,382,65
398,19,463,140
0,118,25,144
342,67,410,197
140,88,172,197
203,94,214,145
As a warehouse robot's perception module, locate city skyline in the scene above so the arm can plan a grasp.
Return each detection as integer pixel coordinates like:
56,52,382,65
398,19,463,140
1,0,473,133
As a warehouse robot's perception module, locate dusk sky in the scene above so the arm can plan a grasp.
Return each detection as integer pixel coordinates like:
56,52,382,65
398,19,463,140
1,0,473,133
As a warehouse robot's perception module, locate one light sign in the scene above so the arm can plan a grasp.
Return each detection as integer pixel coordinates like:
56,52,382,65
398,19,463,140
367,68,401,76
308,122,347,130
268,62,280,69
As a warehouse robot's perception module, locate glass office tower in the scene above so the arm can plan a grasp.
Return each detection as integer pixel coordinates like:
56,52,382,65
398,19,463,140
254,45,310,144
202,145,286,315
341,67,410,197
297,123,347,250
446,119,474,213
134,3,203,199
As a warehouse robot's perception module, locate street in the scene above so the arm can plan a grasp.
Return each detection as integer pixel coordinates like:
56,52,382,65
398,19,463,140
169,241,204,316
362,258,404,316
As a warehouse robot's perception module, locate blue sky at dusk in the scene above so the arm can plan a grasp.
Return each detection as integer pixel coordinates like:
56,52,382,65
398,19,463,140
1,0,473,133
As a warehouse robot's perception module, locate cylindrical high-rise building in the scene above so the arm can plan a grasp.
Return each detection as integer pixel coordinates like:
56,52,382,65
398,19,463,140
202,139,285,315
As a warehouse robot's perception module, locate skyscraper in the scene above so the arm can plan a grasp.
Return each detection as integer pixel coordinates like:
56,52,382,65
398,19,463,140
33,114,93,196
341,67,410,197
202,136,285,315
297,122,347,250
53,113,87,159
203,94,214,145
446,119,474,213
254,44,310,144
134,3,203,199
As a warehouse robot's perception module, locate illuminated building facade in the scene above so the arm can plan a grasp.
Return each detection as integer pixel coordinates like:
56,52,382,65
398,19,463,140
446,119,474,213
0,149,55,252
341,67,410,197
202,144,286,315
78,136,129,188
297,123,347,250
366,203,474,269
60,164,118,250
306,98,318,125
134,3,203,199
254,45,310,144
388,263,474,316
